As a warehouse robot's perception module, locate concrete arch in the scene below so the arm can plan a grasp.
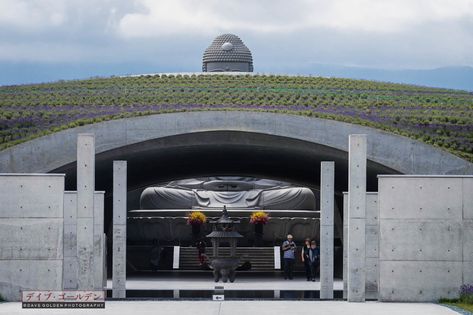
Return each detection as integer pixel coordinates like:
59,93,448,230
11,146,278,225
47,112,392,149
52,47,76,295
1,111,471,176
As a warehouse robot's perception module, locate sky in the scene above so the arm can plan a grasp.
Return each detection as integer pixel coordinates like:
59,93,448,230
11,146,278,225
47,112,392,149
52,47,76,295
0,0,472,89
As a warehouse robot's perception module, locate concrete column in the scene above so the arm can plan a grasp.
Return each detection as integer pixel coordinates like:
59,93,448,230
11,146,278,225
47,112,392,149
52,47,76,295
347,134,367,302
76,134,95,290
112,161,127,299
320,161,334,299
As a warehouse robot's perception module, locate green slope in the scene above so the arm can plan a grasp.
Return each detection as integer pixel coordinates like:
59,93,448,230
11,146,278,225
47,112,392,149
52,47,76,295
0,73,472,161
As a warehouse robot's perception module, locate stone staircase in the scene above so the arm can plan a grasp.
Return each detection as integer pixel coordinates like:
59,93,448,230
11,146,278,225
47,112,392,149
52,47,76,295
179,247,276,271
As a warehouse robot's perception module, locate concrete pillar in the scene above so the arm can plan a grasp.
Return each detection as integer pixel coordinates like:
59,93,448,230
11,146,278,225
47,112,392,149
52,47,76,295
76,134,95,290
112,161,127,298
347,134,367,302
320,161,334,299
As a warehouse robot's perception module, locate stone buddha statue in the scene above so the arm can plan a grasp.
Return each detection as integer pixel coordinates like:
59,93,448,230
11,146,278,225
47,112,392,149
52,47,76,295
140,176,315,210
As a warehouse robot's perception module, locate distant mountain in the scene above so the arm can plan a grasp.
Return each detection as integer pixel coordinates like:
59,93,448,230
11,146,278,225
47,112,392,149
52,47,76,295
302,64,473,91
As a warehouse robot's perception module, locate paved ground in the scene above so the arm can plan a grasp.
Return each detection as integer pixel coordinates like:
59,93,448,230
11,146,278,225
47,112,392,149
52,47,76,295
108,275,344,290
0,301,459,315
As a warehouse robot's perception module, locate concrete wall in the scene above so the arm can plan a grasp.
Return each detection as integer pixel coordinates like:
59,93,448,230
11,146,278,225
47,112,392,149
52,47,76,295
63,191,105,290
1,112,471,176
112,161,127,298
343,192,379,300
76,134,95,290
0,174,65,301
0,173,105,301
378,175,473,302
365,193,379,300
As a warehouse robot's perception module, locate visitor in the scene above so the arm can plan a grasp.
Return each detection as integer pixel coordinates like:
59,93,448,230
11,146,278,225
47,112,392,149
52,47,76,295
195,238,208,267
281,234,296,280
301,238,311,281
308,240,320,281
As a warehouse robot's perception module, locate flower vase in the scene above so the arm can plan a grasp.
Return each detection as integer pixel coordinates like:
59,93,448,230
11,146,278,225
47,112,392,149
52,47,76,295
192,224,201,236
254,223,263,246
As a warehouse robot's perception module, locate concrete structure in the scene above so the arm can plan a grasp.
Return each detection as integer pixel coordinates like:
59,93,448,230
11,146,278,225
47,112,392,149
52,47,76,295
378,175,473,302
63,191,106,290
343,192,379,300
347,134,367,302
112,161,127,298
1,112,470,180
93,192,106,291
320,162,334,299
0,134,106,301
63,191,77,289
0,110,472,303
203,34,253,72
364,193,379,300
0,174,65,301
76,134,95,289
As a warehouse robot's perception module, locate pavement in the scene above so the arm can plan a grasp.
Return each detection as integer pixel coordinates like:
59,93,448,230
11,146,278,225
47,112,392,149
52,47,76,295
0,301,460,315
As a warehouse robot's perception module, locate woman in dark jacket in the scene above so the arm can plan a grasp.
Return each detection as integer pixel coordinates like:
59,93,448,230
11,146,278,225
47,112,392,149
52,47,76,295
301,238,311,281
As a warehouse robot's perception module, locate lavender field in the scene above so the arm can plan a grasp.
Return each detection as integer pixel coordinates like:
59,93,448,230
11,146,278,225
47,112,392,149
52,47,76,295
0,74,472,161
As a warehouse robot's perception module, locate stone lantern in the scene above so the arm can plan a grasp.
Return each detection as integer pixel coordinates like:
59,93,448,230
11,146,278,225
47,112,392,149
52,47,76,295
206,206,243,282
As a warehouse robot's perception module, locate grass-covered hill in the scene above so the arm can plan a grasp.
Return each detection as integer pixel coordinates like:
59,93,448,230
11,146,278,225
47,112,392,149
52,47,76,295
0,73,472,162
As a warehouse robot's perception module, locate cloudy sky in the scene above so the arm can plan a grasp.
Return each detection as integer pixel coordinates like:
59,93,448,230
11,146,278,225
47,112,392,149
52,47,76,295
1,0,472,88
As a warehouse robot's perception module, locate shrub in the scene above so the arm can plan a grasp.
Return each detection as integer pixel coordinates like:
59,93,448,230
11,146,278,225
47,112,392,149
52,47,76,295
460,284,473,304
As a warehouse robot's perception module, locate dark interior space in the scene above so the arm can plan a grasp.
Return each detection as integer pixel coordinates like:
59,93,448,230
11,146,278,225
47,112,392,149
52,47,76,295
51,131,399,279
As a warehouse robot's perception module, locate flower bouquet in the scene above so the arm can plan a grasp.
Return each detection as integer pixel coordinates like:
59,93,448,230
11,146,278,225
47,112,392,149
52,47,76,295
187,211,207,236
249,211,269,225
187,211,207,226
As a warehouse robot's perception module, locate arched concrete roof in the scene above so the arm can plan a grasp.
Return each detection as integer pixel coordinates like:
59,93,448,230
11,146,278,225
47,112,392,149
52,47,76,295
0,111,472,175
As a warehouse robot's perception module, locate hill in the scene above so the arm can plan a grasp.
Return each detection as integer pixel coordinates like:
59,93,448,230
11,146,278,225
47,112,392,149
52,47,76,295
0,73,472,162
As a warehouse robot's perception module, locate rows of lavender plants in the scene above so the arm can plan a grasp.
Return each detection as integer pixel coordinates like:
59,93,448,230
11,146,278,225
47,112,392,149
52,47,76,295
0,74,472,161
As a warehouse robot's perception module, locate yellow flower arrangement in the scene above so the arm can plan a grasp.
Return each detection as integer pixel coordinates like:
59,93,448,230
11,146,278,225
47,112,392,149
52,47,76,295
187,211,207,226
250,211,269,225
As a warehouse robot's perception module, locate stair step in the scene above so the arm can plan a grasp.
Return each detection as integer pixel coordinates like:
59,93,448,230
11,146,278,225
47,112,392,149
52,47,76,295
179,247,278,271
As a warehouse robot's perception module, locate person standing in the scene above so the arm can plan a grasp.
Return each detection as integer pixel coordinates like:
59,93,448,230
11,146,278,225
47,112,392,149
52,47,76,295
282,234,296,280
308,240,320,281
195,238,208,267
301,238,311,281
